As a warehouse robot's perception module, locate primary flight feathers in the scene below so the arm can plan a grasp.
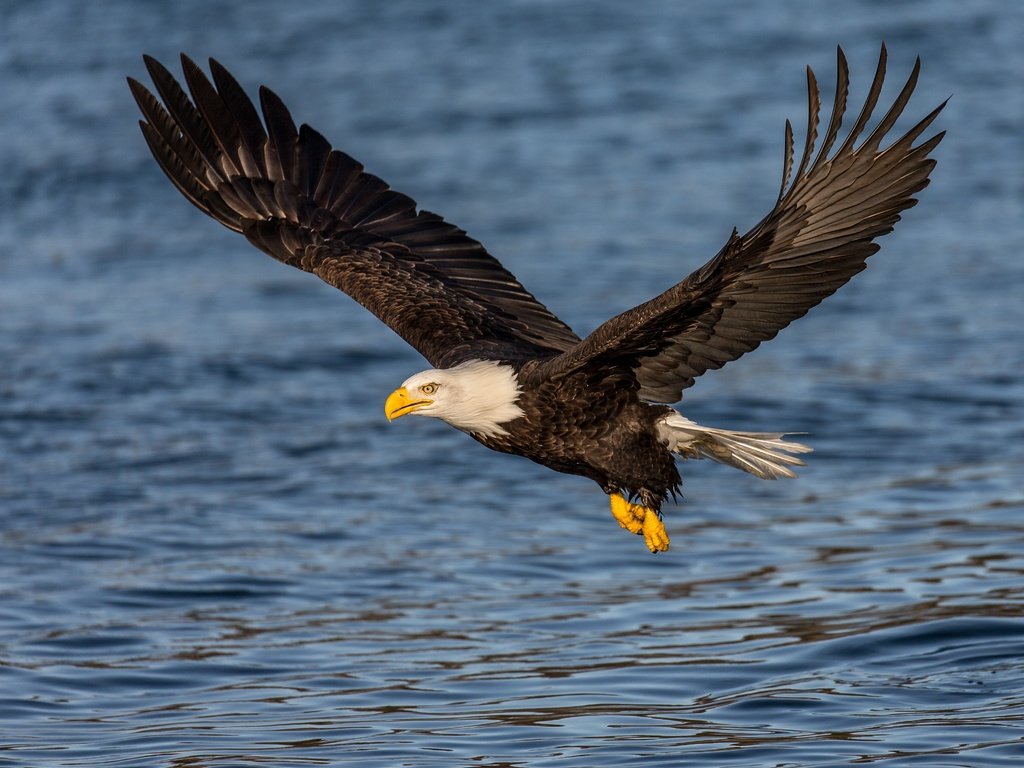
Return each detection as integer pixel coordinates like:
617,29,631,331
129,45,942,402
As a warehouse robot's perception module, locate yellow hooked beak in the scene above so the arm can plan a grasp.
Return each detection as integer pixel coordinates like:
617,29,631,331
385,386,433,422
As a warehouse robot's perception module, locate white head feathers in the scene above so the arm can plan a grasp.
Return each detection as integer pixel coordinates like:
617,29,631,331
397,360,525,437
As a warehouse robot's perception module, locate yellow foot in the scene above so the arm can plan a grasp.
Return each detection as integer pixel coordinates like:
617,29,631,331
641,511,670,553
609,492,644,533
609,493,670,553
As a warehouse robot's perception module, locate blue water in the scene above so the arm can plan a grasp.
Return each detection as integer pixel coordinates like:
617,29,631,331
2,1,1024,765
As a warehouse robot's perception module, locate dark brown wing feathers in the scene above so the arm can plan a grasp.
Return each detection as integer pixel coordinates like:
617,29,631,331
132,48,942,392
129,55,580,367
529,44,945,403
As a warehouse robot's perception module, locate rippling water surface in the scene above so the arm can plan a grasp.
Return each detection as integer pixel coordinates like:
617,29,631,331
2,1,1024,765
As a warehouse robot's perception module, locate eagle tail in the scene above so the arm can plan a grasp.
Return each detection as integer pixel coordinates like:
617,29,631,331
657,411,812,480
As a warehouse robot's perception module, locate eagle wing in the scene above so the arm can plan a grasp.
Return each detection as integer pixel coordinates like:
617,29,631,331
529,45,945,402
129,55,580,368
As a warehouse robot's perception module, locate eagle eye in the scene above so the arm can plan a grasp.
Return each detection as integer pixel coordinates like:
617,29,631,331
420,383,438,395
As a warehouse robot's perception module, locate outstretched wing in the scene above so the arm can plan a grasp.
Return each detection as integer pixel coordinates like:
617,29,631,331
128,55,580,368
529,45,945,402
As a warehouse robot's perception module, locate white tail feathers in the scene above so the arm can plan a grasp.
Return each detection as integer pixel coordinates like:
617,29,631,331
657,411,812,479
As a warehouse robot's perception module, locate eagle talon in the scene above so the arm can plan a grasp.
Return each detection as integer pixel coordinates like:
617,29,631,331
641,511,670,553
610,493,669,552
609,493,643,534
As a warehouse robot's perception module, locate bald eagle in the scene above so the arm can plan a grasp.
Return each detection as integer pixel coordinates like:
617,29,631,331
129,45,944,553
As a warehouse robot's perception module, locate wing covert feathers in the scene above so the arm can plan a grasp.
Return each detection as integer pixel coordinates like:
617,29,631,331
129,56,580,367
529,44,945,403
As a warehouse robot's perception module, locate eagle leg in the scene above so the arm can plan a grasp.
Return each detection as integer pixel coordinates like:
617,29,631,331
609,493,670,553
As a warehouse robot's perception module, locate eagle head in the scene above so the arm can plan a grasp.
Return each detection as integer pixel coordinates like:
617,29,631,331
384,360,524,437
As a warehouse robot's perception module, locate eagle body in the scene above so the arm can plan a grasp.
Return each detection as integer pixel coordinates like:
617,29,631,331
466,362,680,506
129,46,944,552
